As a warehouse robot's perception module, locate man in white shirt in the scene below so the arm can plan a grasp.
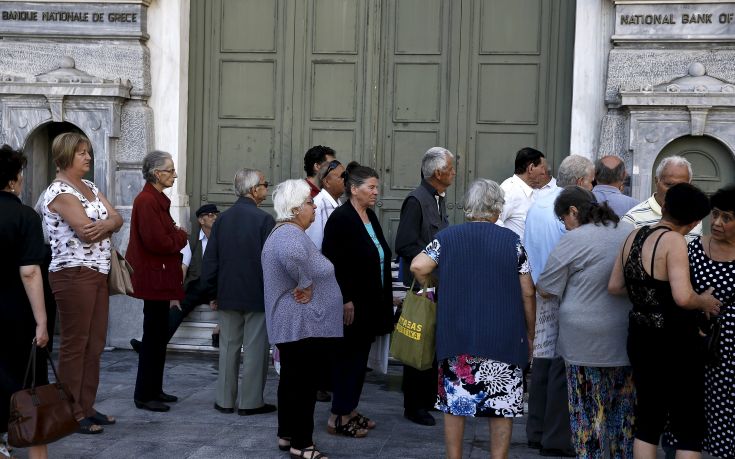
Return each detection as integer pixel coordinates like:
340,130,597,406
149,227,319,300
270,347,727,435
498,147,548,241
622,155,702,242
535,165,558,199
305,160,345,250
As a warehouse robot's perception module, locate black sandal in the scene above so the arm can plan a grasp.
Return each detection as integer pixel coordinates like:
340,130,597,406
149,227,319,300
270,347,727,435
278,437,291,451
326,415,367,438
353,412,376,430
89,410,116,425
290,445,327,459
77,418,104,435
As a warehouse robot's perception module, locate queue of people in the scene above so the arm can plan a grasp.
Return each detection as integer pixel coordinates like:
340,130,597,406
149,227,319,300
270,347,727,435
2,136,735,459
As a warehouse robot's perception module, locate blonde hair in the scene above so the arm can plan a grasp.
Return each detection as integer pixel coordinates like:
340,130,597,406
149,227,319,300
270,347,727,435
52,132,91,170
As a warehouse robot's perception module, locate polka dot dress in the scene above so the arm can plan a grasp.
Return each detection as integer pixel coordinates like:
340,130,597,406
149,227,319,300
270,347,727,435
689,238,735,458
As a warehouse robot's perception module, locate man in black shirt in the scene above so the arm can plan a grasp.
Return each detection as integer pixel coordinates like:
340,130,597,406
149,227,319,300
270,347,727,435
395,147,455,426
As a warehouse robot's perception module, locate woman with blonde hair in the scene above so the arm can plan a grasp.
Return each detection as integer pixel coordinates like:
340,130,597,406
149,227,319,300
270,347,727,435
42,132,122,434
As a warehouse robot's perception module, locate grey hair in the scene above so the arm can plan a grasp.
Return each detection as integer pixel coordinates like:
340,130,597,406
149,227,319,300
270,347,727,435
233,168,261,197
594,156,626,185
142,150,173,183
556,155,594,187
655,155,692,182
421,147,453,179
463,179,505,220
272,179,311,222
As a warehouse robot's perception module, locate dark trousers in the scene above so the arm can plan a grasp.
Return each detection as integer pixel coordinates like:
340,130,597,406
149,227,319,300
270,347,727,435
0,307,39,432
526,356,573,450
402,361,438,411
167,299,197,343
331,337,372,416
277,338,332,449
134,300,169,401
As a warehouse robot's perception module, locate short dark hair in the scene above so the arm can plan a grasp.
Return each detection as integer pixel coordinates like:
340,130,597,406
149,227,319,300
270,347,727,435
303,145,336,177
663,183,710,226
344,161,379,197
595,158,626,185
514,147,544,175
554,186,619,227
710,185,735,214
0,144,27,190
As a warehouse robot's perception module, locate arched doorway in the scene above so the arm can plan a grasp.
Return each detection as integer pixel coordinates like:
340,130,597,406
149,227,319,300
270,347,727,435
653,135,735,234
21,121,90,206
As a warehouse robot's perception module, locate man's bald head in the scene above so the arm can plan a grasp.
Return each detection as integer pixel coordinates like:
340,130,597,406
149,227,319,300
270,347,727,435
595,155,627,186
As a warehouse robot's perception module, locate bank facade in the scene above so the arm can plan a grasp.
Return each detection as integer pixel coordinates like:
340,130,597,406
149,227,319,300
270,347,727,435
1,0,734,349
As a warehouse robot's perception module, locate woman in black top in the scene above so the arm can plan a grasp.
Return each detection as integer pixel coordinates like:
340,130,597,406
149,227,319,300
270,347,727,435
0,145,50,459
609,183,721,458
322,162,394,438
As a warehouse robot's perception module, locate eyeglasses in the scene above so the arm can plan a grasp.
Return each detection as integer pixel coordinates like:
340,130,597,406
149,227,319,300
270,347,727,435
322,160,343,180
557,214,566,223
255,181,270,188
157,168,176,174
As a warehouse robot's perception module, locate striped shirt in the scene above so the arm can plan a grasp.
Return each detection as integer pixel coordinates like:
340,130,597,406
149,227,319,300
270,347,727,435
622,194,702,243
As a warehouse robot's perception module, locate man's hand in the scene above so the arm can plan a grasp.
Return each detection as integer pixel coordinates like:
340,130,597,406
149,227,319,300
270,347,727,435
170,300,182,311
209,300,218,311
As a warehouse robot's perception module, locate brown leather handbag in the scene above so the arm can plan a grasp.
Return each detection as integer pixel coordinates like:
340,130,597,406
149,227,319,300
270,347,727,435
7,343,79,447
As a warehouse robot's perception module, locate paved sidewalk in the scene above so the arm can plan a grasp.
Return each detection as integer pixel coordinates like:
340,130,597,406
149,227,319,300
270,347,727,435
10,350,679,458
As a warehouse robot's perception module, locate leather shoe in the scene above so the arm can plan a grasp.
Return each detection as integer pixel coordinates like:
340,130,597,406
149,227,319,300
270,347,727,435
157,392,178,403
134,399,170,412
213,403,234,414
237,403,277,416
527,441,542,450
540,448,576,457
130,339,141,353
403,408,435,426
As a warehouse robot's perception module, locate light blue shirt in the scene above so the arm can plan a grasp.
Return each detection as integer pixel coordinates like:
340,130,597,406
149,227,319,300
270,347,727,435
592,184,639,217
523,187,565,284
365,223,385,286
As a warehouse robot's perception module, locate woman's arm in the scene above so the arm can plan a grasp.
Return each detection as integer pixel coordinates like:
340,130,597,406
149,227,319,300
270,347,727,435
410,252,436,285
49,194,97,243
520,273,536,340
19,265,48,348
134,196,188,254
608,232,634,296
666,234,721,314
81,191,123,242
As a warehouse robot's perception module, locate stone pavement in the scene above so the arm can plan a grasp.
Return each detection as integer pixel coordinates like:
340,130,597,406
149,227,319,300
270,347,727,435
11,350,682,458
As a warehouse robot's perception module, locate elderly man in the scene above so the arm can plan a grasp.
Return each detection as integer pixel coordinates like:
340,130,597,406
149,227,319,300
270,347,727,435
592,155,639,217
395,146,455,426
499,147,548,241
200,168,276,415
622,155,702,242
305,159,345,250
536,165,558,199
523,155,594,457
303,145,336,198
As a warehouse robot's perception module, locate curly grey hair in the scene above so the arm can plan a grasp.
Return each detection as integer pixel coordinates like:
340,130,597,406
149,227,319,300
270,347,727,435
655,155,692,182
421,147,453,179
463,179,504,220
272,179,311,222
557,155,594,188
233,168,261,197
142,150,173,184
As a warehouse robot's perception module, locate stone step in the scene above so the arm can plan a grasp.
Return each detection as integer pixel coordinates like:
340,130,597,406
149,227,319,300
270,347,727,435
168,321,217,351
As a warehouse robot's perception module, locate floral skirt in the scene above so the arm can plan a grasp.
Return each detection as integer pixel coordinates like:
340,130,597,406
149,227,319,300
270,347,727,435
436,354,524,418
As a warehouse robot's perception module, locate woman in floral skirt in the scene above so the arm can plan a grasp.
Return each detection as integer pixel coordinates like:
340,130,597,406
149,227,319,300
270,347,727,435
411,179,536,459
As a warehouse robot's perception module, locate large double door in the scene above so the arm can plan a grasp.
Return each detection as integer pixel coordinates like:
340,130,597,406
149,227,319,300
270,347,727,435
187,0,575,245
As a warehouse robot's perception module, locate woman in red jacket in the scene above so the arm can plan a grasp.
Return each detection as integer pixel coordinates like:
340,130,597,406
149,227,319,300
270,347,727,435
126,150,188,412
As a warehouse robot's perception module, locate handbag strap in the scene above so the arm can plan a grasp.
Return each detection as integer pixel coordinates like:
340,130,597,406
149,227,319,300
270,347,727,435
22,341,37,389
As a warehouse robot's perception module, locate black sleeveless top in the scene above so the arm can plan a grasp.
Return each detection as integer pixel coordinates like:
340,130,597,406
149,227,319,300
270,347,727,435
623,225,676,329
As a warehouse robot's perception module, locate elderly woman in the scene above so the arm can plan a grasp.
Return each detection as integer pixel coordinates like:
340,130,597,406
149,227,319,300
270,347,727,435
691,185,735,458
126,150,188,412
411,179,536,459
42,133,122,434
0,146,49,459
321,162,394,438
609,183,721,458
536,186,635,458
262,179,343,459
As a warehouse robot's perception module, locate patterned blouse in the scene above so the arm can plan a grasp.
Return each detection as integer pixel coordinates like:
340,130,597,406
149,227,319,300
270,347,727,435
43,180,111,274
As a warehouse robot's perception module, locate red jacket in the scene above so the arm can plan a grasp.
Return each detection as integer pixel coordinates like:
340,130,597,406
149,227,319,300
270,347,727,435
126,182,188,301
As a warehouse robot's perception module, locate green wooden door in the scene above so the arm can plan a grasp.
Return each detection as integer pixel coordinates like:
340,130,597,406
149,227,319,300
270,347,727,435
188,0,575,243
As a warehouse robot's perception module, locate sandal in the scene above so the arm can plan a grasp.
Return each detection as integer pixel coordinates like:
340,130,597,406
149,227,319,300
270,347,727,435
278,437,291,451
290,445,328,459
353,412,376,430
326,415,368,438
77,418,104,435
89,410,116,425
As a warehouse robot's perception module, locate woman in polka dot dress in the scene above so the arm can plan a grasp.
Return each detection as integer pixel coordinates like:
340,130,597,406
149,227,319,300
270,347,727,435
690,185,735,458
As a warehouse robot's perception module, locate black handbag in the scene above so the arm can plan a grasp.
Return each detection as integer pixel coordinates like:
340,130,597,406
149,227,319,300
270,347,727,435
7,343,79,447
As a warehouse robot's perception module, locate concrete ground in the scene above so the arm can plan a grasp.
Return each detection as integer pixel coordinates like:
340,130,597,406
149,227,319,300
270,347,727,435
9,350,691,458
